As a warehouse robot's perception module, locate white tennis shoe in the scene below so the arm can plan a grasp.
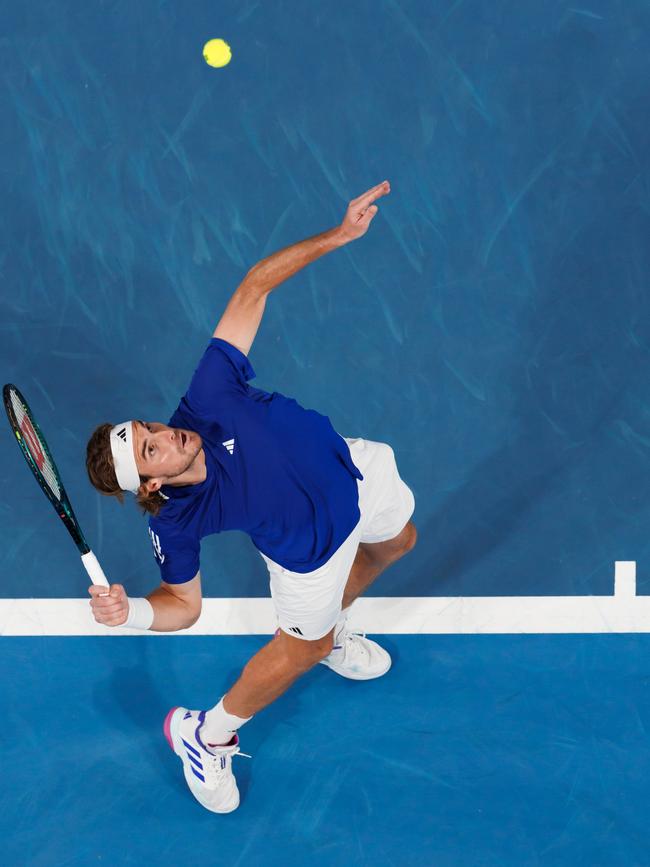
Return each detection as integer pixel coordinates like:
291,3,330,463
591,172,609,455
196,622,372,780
164,707,249,813
319,629,392,680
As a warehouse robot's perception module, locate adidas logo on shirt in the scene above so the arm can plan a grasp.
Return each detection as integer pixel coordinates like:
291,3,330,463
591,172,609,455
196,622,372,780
222,438,235,455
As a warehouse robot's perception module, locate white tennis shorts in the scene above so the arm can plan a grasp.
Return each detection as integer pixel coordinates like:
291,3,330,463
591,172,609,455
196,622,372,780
258,437,416,641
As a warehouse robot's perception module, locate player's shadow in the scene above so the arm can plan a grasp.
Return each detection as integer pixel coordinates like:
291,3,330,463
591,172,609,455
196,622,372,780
88,638,318,803
396,439,574,597
90,639,189,793
89,634,397,807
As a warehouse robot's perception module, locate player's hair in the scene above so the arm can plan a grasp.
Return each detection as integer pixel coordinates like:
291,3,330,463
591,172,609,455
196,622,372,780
85,422,167,518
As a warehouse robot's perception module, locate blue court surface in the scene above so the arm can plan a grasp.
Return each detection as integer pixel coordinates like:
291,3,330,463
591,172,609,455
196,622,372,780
4,1,650,865
3,634,650,866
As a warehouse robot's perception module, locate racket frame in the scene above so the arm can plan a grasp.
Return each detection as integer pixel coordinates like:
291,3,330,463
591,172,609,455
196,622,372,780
3,383,109,587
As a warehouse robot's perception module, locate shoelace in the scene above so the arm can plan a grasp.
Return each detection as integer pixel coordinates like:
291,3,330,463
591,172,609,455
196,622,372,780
335,630,368,661
202,744,252,784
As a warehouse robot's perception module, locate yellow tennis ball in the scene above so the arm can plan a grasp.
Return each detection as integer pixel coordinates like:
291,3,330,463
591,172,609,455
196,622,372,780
203,38,232,68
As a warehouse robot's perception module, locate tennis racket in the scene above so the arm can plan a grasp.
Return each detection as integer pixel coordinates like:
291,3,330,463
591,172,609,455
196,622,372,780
3,383,110,589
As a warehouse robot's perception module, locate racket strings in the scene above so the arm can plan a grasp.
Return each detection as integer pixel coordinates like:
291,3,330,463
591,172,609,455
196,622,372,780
9,388,62,501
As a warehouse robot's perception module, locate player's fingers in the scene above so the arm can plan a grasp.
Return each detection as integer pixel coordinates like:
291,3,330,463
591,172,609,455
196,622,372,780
90,594,124,611
351,205,379,229
90,602,127,617
351,181,384,203
93,608,127,625
361,184,389,209
348,193,385,224
109,583,125,599
94,616,123,627
90,591,118,605
104,615,128,627
352,180,390,208
89,584,111,598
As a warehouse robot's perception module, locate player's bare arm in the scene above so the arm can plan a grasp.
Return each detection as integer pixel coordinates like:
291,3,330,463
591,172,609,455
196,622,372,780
89,571,202,631
145,572,203,631
242,180,391,296
213,180,390,356
86,180,392,634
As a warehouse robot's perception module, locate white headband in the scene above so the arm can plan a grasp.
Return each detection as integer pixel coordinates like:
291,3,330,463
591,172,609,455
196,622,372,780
109,421,141,494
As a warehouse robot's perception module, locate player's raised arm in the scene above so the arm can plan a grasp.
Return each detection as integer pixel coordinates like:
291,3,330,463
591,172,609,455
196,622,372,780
88,571,202,632
212,285,269,357
242,179,391,297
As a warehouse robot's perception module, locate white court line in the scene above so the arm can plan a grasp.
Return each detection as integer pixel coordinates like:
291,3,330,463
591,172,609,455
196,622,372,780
0,562,646,637
0,561,641,636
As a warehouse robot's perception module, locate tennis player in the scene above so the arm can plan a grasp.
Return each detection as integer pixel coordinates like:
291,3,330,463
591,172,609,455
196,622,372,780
85,180,417,813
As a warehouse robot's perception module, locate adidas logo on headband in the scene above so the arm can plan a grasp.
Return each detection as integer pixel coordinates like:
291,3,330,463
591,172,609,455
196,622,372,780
110,421,141,494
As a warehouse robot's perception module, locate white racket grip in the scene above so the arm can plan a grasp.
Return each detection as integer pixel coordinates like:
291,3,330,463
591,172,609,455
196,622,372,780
81,550,110,588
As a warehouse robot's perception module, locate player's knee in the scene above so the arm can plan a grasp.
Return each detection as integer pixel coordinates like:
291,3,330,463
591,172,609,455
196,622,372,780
186,608,201,627
405,521,417,551
280,629,333,669
308,632,334,662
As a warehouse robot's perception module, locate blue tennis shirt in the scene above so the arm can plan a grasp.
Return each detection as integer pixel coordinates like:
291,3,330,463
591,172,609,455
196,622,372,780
147,338,364,583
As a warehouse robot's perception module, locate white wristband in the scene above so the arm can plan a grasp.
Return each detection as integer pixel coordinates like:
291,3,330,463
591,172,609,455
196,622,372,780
124,597,155,630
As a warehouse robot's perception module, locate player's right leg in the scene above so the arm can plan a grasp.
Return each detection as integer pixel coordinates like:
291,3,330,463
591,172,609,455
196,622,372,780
164,629,334,813
222,626,335,715
165,435,416,813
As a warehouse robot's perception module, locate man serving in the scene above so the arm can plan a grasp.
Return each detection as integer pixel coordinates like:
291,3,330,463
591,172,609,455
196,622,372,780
85,180,417,813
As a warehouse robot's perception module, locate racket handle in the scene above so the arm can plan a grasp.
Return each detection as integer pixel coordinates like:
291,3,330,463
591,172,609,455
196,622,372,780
81,550,110,588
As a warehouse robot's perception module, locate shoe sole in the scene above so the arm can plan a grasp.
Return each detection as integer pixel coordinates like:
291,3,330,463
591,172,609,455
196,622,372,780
319,655,392,680
163,707,239,814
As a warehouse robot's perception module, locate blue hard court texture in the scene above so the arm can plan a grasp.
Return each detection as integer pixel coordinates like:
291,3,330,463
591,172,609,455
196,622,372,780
1,1,649,598
2,635,650,866
2,3,650,866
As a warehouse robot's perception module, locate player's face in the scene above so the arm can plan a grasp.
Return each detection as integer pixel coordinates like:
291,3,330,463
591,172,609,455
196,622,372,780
133,420,202,482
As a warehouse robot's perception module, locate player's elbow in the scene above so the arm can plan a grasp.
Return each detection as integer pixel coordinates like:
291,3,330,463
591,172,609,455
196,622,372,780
160,572,203,630
184,601,202,628
167,604,200,632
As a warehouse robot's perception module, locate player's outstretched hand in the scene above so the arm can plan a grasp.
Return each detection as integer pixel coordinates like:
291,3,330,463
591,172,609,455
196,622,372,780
338,180,391,243
88,583,129,627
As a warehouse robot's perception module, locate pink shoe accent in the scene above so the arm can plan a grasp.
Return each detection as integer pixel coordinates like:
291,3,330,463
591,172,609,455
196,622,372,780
163,706,180,750
207,734,239,748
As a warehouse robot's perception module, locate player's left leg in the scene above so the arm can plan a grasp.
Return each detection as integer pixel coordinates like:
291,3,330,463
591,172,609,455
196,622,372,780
341,520,417,610
318,521,417,680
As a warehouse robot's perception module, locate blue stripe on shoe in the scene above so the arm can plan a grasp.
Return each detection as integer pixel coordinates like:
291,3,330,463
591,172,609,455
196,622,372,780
186,751,203,770
182,738,201,758
191,765,205,783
